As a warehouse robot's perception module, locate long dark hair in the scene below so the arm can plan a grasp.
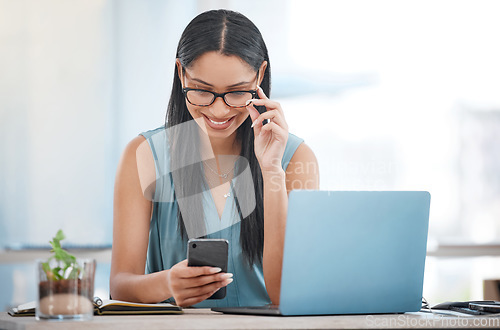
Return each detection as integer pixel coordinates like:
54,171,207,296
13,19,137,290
165,9,271,266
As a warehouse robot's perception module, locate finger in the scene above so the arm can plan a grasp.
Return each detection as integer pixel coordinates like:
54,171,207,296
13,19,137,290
247,98,281,112
185,278,233,295
185,266,222,278
181,264,222,279
182,272,233,289
178,287,222,307
256,85,269,100
259,122,288,140
246,101,262,136
252,110,287,130
176,278,233,306
245,100,260,123
248,98,285,121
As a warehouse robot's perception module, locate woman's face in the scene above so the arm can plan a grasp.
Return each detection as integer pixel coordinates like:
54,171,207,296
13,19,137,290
177,51,265,141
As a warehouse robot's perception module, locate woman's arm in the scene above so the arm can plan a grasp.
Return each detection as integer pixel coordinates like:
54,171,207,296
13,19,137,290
246,87,319,305
261,143,319,305
110,135,232,305
110,135,173,303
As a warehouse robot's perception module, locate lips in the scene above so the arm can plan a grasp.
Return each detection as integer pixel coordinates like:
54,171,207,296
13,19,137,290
202,114,236,130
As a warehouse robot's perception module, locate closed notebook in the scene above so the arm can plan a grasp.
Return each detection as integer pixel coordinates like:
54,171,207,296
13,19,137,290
93,297,182,315
8,297,183,316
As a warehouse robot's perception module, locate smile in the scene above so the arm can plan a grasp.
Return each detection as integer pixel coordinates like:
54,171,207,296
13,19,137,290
202,114,236,130
208,117,230,125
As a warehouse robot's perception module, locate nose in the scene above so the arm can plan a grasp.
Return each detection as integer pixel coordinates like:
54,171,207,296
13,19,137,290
209,96,231,118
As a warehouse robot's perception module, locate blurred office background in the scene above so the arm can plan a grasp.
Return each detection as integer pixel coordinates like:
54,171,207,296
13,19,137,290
1,0,500,310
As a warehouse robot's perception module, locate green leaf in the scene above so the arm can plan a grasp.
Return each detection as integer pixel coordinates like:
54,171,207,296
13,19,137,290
52,266,63,280
54,229,65,242
49,229,65,252
43,229,81,281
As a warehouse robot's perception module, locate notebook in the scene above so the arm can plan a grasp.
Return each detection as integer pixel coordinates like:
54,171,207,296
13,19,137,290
212,190,431,316
8,297,182,316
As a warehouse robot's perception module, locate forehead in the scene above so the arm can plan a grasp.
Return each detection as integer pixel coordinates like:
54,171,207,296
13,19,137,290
186,51,256,87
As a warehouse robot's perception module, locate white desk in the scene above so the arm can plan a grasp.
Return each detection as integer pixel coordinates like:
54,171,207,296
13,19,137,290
2,309,500,329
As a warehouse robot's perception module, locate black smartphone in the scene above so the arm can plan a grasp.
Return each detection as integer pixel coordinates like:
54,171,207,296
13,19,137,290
469,302,500,313
187,238,229,299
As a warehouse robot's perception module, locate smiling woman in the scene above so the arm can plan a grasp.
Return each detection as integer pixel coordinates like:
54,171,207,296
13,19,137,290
110,9,319,308
177,52,263,139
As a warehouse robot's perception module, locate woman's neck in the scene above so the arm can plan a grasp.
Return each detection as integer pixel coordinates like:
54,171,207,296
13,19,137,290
201,133,240,158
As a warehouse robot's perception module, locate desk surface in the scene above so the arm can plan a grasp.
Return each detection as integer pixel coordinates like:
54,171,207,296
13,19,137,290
2,309,500,329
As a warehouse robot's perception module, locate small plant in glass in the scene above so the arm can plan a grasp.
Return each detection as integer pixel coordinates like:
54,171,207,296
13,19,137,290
36,230,95,321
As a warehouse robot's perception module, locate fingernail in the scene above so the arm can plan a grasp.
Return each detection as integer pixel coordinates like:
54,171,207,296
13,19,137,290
219,273,233,280
258,85,262,91
210,267,222,273
224,278,233,285
251,120,256,128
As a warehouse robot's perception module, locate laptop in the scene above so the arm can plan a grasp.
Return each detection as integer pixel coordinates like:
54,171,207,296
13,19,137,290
212,190,431,316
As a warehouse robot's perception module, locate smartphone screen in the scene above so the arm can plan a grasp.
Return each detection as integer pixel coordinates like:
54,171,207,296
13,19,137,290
187,238,229,299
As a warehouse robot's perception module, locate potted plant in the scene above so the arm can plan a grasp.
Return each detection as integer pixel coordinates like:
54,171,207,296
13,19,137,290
36,230,96,320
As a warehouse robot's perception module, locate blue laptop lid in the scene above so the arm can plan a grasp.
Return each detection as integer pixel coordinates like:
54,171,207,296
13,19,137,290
279,191,431,316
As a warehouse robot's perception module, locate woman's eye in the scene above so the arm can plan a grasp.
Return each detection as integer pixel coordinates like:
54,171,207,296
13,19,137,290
193,90,211,96
230,91,247,96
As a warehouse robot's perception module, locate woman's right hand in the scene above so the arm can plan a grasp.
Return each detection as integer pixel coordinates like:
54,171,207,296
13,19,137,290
167,259,233,307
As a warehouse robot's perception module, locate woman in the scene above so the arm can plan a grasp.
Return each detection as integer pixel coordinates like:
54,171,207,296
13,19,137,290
110,9,319,308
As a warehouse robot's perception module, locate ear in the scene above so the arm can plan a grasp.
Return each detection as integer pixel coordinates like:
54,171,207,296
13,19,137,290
176,59,184,88
257,61,268,86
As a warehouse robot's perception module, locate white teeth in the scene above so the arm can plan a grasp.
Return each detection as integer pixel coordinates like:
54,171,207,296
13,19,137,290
208,117,230,125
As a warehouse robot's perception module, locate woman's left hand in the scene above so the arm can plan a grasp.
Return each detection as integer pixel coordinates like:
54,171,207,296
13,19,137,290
246,87,289,174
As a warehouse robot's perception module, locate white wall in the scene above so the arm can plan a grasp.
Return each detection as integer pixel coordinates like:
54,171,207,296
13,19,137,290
0,0,197,246
1,0,116,245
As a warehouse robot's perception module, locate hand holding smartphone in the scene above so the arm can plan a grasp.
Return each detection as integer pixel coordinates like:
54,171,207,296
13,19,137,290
187,238,229,299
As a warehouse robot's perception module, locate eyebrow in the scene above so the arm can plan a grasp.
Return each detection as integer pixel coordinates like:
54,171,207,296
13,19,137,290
189,77,253,88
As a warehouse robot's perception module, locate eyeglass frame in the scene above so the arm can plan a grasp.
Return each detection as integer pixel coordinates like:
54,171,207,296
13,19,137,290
182,88,257,108
181,70,260,108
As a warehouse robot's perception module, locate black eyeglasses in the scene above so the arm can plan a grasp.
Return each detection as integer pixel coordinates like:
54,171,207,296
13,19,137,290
182,88,257,108
182,70,260,108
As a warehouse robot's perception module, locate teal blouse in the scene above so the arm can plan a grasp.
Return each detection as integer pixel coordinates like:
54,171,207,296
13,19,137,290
140,126,304,307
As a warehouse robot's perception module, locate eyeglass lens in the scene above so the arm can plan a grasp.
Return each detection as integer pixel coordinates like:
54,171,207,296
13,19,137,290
186,90,253,107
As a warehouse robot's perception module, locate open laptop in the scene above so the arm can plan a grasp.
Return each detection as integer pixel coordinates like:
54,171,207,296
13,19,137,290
212,190,431,316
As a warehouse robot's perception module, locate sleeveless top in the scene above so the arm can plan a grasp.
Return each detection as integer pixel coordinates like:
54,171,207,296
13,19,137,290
140,126,304,307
